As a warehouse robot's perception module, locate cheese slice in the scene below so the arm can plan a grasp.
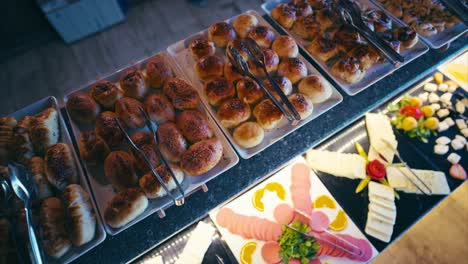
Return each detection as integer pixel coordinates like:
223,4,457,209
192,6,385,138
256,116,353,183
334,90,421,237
306,150,366,179
369,210,395,225
369,196,396,211
369,203,396,223
368,181,395,202
366,213,394,238
365,225,392,243
386,167,450,195
365,113,398,163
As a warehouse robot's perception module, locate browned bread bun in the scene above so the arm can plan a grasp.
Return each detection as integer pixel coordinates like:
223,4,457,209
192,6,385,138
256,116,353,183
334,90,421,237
115,97,145,129
253,99,284,130
298,74,333,103
104,187,148,229
0,117,16,165
139,164,184,199
144,93,175,123
129,132,160,173
204,77,235,106
62,184,96,246
194,55,225,81
66,92,101,124
331,56,365,84
393,27,418,49
104,150,138,191
45,143,77,190
119,68,147,100
288,93,314,120
224,61,244,83
317,8,339,30
308,0,330,9
157,122,188,162
163,77,200,110
217,98,251,128
262,76,293,100
272,35,299,58
177,110,213,143
233,121,264,148
95,111,124,148
271,3,297,29
189,37,216,60
306,37,339,62
145,54,173,89
334,26,364,51
13,116,35,165
90,81,123,109
291,15,320,41
277,58,308,84
180,138,223,176
349,44,381,70
233,14,259,38
226,39,250,61
29,156,53,200
30,107,59,154
208,22,236,48
248,26,276,48
39,197,71,258
248,48,279,77
288,0,313,16
236,77,265,105
79,130,110,165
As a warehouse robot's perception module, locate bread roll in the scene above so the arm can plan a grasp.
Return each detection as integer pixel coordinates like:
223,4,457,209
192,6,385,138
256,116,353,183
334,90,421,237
272,36,299,58
29,157,53,200
13,116,35,165
335,26,364,51
115,97,145,129
104,187,148,229
224,61,243,83
288,93,313,120
180,138,223,176
45,143,78,190
90,81,123,109
271,4,297,29
0,117,16,165
208,22,236,48
393,27,418,49
288,0,313,16
248,26,276,48
306,37,339,61
157,122,188,162
144,93,175,123
177,110,213,143
139,164,184,199
145,54,173,88
194,55,225,81
233,122,264,148
66,92,101,124
226,39,250,61
217,98,251,128
298,74,333,103
236,77,265,104
253,99,284,130
79,130,110,165
39,197,71,258
291,15,320,41
104,150,138,191
317,8,339,30
130,132,160,173
331,56,364,84
233,14,259,38
204,77,235,106
119,68,147,100
163,77,200,110
95,111,124,148
262,76,293,100
62,184,96,246
248,48,279,77
277,58,308,84
30,107,59,154
189,37,216,60
308,0,330,9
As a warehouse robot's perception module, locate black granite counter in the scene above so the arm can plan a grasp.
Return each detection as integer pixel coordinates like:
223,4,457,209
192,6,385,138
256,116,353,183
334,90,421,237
75,35,467,263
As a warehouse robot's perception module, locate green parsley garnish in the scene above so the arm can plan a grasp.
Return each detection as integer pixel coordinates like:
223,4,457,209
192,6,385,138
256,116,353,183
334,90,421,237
278,221,320,264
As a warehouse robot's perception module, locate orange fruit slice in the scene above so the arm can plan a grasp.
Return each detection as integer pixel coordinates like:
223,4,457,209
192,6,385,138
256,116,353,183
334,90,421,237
329,209,348,231
264,182,286,200
313,195,336,209
252,189,265,212
240,241,257,264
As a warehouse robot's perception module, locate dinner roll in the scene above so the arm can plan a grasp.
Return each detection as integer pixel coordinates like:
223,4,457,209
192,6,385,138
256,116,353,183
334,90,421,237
236,77,265,105
248,49,279,77
208,22,236,48
130,132,160,173
119,68,147,100
79,130,110,166
226,39,249,61
278,58,308,84
66,91,100,124
157,122,187,162
180,138,223,176
177,110,213,143
95,111,124,148
233,122,264,148
349,44,381,70
316,8,338,30
288,93,313,120
194,55,225,81
104,150,138,191
30,107,59,155
331,56,364,84
217,98,251,128
145,54,173,88
204,77,235,106
29,156,53,200
45,143,78,191
298,74,333,103
262,76,293,100
224,61,243,83
271,3,297,29
306,37,339,61
115,97,145,129
39,197,71,258
139,164,184,199
163,77,200,110
90,81,123,109
291,15,320,40
248,26,276,48
13,116,35,165
272,36,299,58
189,37,216,60
253,99,284,130
288,0,313,16
233,14,259,38
144,93,175,122
104,187,148,229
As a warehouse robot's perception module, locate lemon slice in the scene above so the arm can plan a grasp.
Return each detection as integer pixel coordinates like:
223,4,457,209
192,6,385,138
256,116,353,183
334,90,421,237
252,189,265,212
313,194,336,209
329,209,348,231
240,241,257,264
264,182,286,200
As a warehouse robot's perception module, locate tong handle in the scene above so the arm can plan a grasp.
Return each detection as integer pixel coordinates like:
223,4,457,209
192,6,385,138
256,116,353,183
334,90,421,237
25,205,43,264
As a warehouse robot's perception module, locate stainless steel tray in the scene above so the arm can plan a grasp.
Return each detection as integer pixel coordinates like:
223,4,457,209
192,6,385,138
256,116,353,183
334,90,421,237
167,10,343,159
8,96,106,264
261,0,430,95
63,51,239,236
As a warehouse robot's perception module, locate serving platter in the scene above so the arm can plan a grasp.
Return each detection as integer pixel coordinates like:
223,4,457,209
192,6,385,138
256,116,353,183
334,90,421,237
262,0,430,96
167,10,343,159
63,51,239,235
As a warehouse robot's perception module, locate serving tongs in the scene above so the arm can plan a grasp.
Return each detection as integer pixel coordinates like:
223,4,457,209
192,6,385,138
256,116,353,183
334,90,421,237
115,110,185,206
226,45,301,126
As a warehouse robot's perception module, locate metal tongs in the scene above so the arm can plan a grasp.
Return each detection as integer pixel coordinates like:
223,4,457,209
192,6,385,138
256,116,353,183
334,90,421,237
226,45,301,126
115,109,185,206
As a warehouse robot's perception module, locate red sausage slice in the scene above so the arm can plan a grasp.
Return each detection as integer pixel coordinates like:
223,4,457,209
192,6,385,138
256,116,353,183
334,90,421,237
261,242,282,264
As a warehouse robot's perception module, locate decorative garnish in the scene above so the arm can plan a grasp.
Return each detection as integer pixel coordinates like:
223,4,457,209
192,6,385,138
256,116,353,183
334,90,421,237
313,195,336,209
252,182,286,212
366,160,386,180
240,241,257,264
329,209,348,231
278,221,320,264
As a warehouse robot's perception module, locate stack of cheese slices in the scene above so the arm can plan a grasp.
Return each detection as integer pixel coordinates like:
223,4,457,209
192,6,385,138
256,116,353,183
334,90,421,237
365,182,396,243
387,167,450,195
306,150,366,179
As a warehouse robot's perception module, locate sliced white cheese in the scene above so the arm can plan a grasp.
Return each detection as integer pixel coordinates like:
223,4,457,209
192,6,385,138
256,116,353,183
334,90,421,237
442,117,455,127
462,128,468,138
434,144,449,155
451,139,464,150
366,214,394,242
365,225,392,243
429,93,440,103
368,145,390,164
438,83,449,92
306,150,366,179
369,203,396,223
386,167,450,195
424,83,438,92
440,93,452,105
437,109,450,118
447,153,461,165
369,196,396,211
437,122,449,132
431,103,441,111
455,135,467,144
456,119,467,130
365,113,397,163
368,209,395,225
368,181,395,202
455,101,465,114
435,136,451,145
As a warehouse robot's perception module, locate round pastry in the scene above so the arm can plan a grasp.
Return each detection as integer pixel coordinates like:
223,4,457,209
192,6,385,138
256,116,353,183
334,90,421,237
335,26,363,51
248,48,279,77
157,122,188,162
145,54,173,88
217,98,251,128
119,68,147,100
163,77,200,109
30,107,59,155
208,22,236,48
66,92,100,124
204,77,236,106
177,110,213,143
130,132,160,173
233,121,264,148
331,56,364,84
79,130,111,166
224,61,243,83
233,14,259,38
316,8,339,29
272,35,299,58
115,97,145,129
288,93,313,120
144,93,175,122
104,150,138,191
288,0,313,16
180,138,223,176
392,27,418,49
253,99,284,130
90,81,123,109
226,39,249,61
248,26,276,48
277,58,308,84
39,197,71,258
236,77,265,105
104,187,148,229
194,55,225,81
271,3,297,29
262,76,293,100
189,37,216,60
349,44,381,70
291,15,320,41
95,111,124,148
298,74,333,103
139,164,184,199
45,143,78,191
29,156,53,200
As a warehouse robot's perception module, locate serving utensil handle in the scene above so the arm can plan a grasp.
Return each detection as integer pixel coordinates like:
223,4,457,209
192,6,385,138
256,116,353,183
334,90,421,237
25,205,42,264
